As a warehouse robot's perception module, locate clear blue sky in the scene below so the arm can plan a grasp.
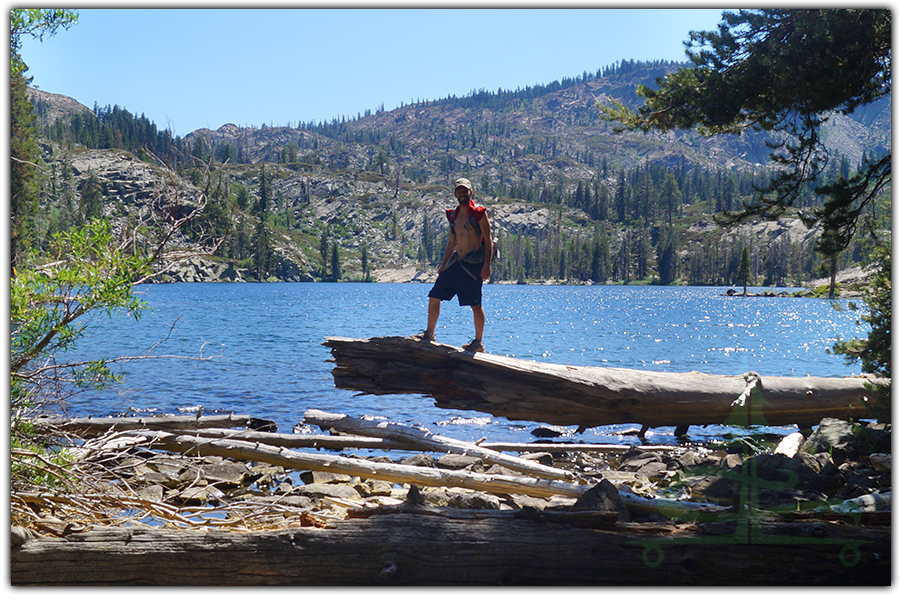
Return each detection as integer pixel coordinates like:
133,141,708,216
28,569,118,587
19,5,726,137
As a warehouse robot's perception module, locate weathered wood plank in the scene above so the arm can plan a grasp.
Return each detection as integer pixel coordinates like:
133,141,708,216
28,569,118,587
324,336,884,430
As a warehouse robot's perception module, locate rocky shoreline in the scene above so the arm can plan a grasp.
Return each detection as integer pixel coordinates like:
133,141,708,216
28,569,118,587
16,416,889,535
12,413,890,585
122,418,891,522
151,256,872,300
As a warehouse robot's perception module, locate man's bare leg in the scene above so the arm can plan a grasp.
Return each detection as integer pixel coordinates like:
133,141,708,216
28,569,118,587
472,304,485,341
426,297,442,338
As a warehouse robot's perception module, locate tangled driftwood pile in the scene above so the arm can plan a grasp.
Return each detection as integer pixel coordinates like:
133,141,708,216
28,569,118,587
11,410,891,585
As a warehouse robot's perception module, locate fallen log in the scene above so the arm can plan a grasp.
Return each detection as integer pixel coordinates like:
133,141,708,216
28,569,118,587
27,414,276,437
11,514,890,585
478,442,675,453
324,336,885,431
303,408,572,481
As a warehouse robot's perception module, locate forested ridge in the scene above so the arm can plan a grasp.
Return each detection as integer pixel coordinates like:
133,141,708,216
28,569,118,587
24,58,891,287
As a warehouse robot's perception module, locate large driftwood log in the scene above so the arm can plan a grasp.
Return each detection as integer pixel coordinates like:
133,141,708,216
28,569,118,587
11,514,890,585
324,336,884,431
28,413,275,437
303,408,572,481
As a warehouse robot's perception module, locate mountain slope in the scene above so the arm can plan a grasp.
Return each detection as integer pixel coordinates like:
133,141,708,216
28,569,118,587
28,60,890,287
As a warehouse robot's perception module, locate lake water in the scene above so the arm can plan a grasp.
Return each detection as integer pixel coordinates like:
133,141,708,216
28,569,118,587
63,283,866,447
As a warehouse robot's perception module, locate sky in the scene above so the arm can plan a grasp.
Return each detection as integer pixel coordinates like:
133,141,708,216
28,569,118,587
18,4,726,137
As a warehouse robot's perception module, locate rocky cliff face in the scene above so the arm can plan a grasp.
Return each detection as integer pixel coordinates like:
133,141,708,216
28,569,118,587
27,87,93,126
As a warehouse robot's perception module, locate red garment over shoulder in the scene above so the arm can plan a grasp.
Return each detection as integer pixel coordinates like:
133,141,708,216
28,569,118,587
446,200,487,235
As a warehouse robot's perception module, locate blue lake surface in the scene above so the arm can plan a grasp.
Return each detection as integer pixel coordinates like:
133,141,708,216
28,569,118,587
63,283,866,446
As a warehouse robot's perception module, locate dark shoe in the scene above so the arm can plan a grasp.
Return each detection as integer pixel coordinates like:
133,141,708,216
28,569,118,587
462,338,484,352
413,330,435,342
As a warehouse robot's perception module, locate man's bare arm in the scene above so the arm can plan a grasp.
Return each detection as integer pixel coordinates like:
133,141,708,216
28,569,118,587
479,213,492,280
438,231,456,272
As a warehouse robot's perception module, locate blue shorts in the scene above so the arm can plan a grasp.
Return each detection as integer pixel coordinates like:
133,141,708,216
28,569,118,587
428,259,484,307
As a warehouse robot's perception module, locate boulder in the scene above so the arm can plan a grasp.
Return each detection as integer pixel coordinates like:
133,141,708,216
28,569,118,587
680,475,739,505
570,479,630,522
293,483,363,500
617,449,669,479
299,470,355,485
445,489,501,510
355,479,394,497
718,454,743,470
400,453,436,468
869,453,891,474
176,485,225,505
745,452,843,495
521,452,554,467
200,461,251,487
138,485,165,502
436,454,483,472
801,417,859,464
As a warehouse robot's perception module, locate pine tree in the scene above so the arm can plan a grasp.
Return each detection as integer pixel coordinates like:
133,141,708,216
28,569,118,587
331,242,342,282
253,165,270,215
602,9,890,257
10,68,41,269
79,174,104,221
251,218,272,281
319,228,330,278
656,225,678,285
737,247,752,294
361,244,370,282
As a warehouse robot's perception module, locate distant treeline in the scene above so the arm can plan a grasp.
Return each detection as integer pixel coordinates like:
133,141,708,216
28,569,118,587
34,100,190,167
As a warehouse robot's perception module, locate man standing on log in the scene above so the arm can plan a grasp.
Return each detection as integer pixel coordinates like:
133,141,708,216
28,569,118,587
414,177,493,352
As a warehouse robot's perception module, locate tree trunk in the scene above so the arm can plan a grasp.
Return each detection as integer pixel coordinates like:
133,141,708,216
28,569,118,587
11,514,890,585
324,336,884,430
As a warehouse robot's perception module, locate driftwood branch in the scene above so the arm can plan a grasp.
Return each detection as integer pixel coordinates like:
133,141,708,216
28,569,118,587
731,371,761,408
193,427,414,451
324,336,885,430
303,408,572,481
